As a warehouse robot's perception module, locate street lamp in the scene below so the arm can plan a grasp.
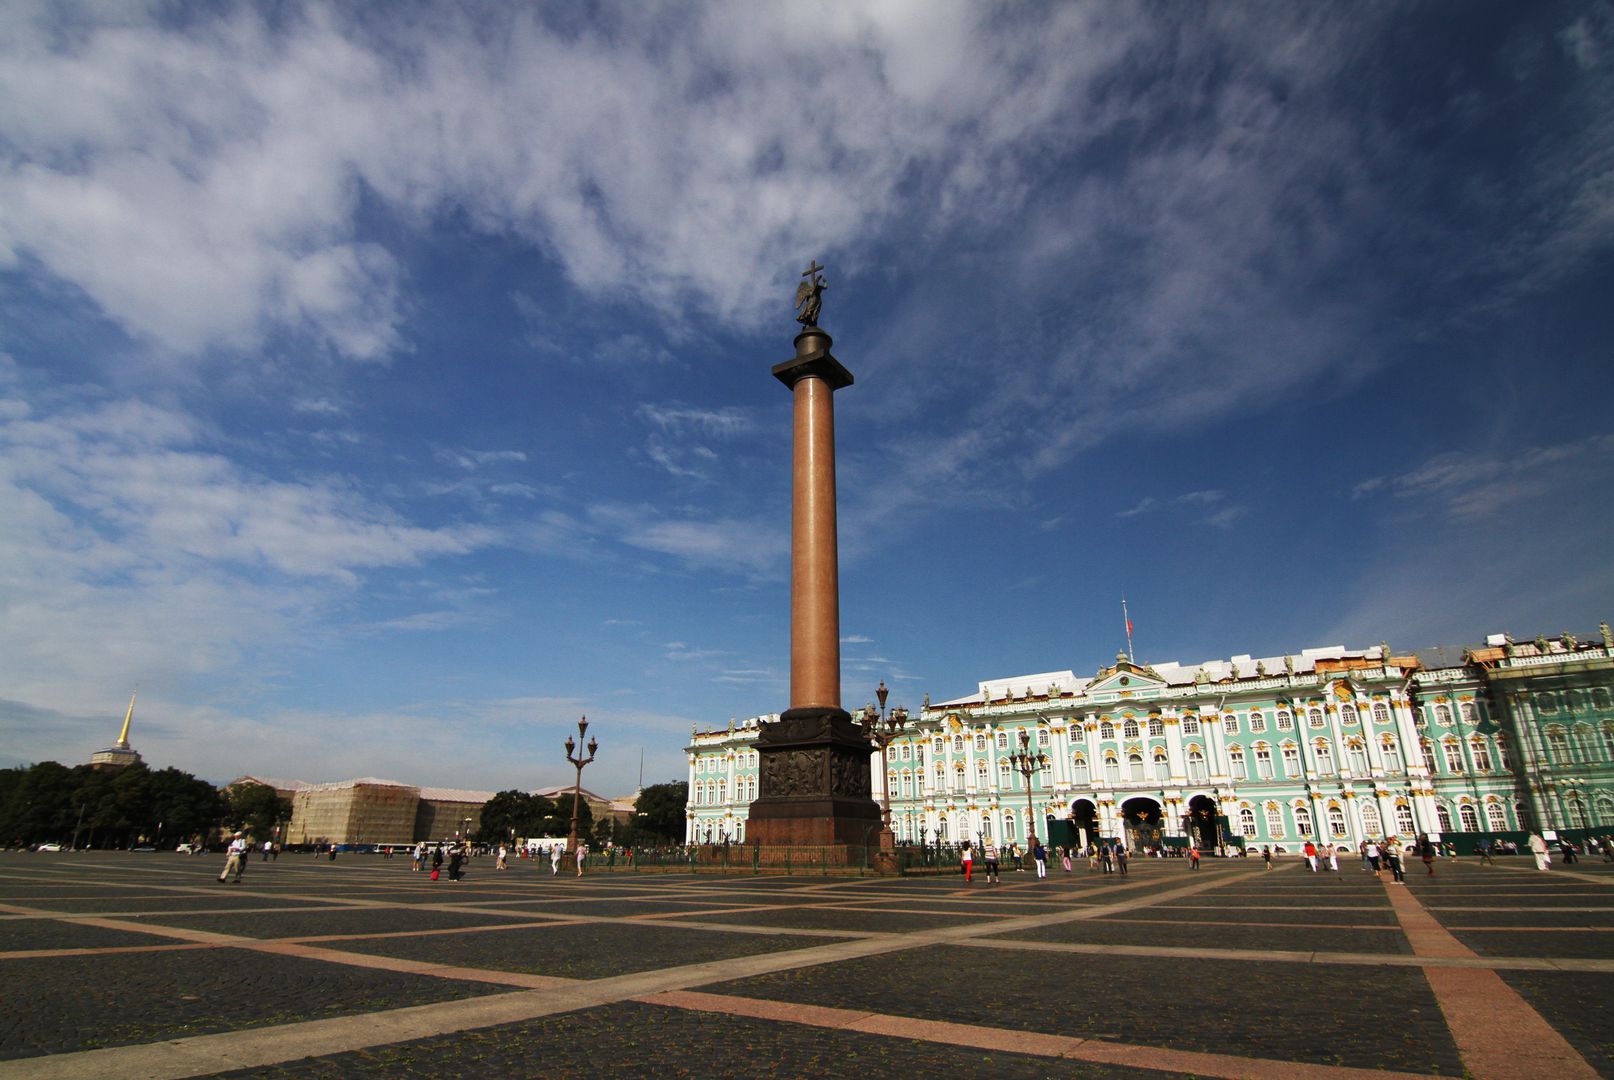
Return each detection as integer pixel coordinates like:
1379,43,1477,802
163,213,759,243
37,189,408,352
564,716,599,860
859,680,908,853
1008,730,1050,849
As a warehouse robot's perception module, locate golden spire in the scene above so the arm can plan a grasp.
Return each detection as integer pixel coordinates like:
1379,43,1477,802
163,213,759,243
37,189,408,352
115,688,137,748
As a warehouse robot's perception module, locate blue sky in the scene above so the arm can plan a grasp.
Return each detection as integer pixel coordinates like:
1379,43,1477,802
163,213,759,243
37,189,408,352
2,3,1612,795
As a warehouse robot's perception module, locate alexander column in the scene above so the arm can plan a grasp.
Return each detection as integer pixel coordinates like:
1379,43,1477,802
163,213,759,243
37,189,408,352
745,262,881,852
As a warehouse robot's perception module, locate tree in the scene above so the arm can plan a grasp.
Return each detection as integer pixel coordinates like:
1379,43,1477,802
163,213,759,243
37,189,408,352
544,792,592,839
475,790,557,843
223,782,292,840
632,782,688,842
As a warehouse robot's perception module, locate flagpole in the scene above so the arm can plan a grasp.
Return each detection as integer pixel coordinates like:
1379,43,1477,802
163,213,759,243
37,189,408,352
1122,598,1135,662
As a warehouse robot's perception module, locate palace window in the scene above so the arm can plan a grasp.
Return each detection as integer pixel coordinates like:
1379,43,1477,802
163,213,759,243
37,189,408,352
1308,708,1326,729
1239,808,1258,838
1395,804,1415,836
1265,805,1285,838
1104,757,1121,784
1276,711,1294,731
934,738,944,754
954,763,965,789
1460,701,1477,724
1183,716,1200,736
1381,736,1403,773
996,732,1008,750
934,765,945,790
1281,744,1301,777
718,781,726,803
1497,733,1513,771
1567,796,1589,829
1420,739,1438,772
1224,714,1239,735
1038,729,1051,747
1100,722,1116,739
1576,723,1597,759
1294,805,1313,837
1596,795,1614,826
1148,717,1164,737
1459,803,1480,832
1250,712,1267,733
999,759,1012,783
902,773,913,797
1469,739,1492,772
1434,704,1452,725
1595,687,1612,711
1346,741,1368,774
1003,812,1015,842
1123,719,1140,739
1154,750,1170,783
1073,756,1089,785
1129,753,1145,782
1443,740,1464,773
1436,804,1453,832
1373,702,1390,724
975,734,986,752
1516,801,1534,832
1229,748,1247,781
1361,803,1382,838
954,735,965,753
1545,728,1570,764
1341,705,1359,725
1486,801,1508,831
1255,747,1273,780
1314,740,1334,774
1539,693,1558,714
1328,805,1347,838
1187,750,1207,782
976,761,988,786
1604,723,1614,758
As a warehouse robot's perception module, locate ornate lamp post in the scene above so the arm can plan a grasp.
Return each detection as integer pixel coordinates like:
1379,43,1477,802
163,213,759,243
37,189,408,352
1008,730,1050,849
564,716,598,858
859,680,907,853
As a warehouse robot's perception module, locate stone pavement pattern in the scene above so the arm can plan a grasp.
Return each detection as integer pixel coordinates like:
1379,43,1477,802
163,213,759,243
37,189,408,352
1,851,1611,1078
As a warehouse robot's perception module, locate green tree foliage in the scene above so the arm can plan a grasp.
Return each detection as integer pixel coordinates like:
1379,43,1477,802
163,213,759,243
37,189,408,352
0,761,224,849
545,792,592,839
222,781,292,841
632,781,688,842
474,790,557,843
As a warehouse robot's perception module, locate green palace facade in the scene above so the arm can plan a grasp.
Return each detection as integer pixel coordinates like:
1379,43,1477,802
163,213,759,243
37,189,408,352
685,628,1614,852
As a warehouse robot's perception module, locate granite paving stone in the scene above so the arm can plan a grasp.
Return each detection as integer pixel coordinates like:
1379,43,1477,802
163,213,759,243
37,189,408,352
1499,970,1614,1078
1448,929,1614,959
683,906,983,932
133,907,543,939
985,917,1412,955
0,916,194,952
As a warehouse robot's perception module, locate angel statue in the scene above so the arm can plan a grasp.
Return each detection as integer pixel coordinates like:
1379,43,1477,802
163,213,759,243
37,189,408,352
795,260,828,327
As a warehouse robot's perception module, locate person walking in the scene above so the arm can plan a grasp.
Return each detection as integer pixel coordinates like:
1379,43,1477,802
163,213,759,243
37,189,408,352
982,839,1000,884
430,845,443,880
411,843,424,872
550,844,562,876
1477,839,1494,866
1529,832,1551,871
1100,843,1114,874
1420,837,1436,876
575,842,588,878
218,832,247,883
1385,838,1405,882
1366,839,1382,879
447,846,465,882
1033,839,1048,879
961,841,974,883
1061,846,1073,873
1303,840,1318,873
1261,845,1273,871
1189,843,1201,870
1326,843,1340,873
496,845,508,871
1116,842,1129,877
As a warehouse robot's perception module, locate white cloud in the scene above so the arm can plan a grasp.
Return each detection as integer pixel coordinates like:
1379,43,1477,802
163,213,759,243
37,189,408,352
1354,434,1614,519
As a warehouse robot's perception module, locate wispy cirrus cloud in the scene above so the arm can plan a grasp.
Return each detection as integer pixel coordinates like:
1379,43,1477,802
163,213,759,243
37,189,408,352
1353,433,1614,519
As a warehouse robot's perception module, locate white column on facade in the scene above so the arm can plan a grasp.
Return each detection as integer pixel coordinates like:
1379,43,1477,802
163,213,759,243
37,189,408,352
1204,706,1228,777
1373,789,1394,839
1165,710,1185,783
685,754,698,844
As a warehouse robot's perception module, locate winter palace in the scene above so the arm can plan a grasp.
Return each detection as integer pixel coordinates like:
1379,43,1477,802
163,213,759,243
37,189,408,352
685,627,1614,852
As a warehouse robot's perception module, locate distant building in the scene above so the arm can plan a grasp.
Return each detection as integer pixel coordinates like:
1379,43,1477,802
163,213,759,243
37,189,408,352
87,690,143,771
686,628,1614,850
230,774,615,846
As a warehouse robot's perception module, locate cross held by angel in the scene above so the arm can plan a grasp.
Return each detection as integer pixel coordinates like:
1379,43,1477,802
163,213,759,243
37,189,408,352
794,260,827,327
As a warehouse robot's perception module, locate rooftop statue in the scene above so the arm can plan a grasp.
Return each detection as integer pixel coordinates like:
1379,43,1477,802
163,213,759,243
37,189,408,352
794,260,827,328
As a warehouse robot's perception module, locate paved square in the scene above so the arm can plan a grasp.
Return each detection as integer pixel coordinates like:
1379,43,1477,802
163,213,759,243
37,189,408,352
1,852,1611,1078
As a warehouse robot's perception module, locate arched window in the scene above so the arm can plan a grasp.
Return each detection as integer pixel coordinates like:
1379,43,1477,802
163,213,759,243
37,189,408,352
1281,744,1301,777
1308,708,1325,729
1516,800,1534,832
934,764,945,790
1486,801,1508,831
953,735,964,753
1567,796,1589,829
1575,723,1597,759
1433,704,1452,725
1460,701,1476,724
1436,804,1453,832
1497,733,1513,772
1361,803,1382,838
1469,739,1492,771
1239,807,1258,837
1265,804,1285,838
1342,705,1359,725
999,759,1011,782
1104,755,1121,784
1459,803,1480,831
1154,749,1170,782
938,817,949,841
1294,805,1313,836
1539,692,1558,714
934,738,944,754
1381,736,1402,772
717,781,726,803
1328,805,1347,838
1346,740,1368,775
1187,749,1206,782
1254,746,1273,780
1443,740,1464,773
1596,794,1614,827
1148,717,1164,737
996,732,1008,749
1123,719,1140,739
902,772,913,797
1545,728,1570,764
1100,721,1115,739
1072,755,1089,785
1002,812,1015,842
1603,722,1614,759
1223,714,1239,735
1373,702,1390,724
1038,729,1050,748
1276,710,1294,731
1229,747,1247,781
975,734,986,752
1314,740,1334,774
1182,716,1201,735
1128,752,1145,782
1249,712,1267,733
1395,804,1415,836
